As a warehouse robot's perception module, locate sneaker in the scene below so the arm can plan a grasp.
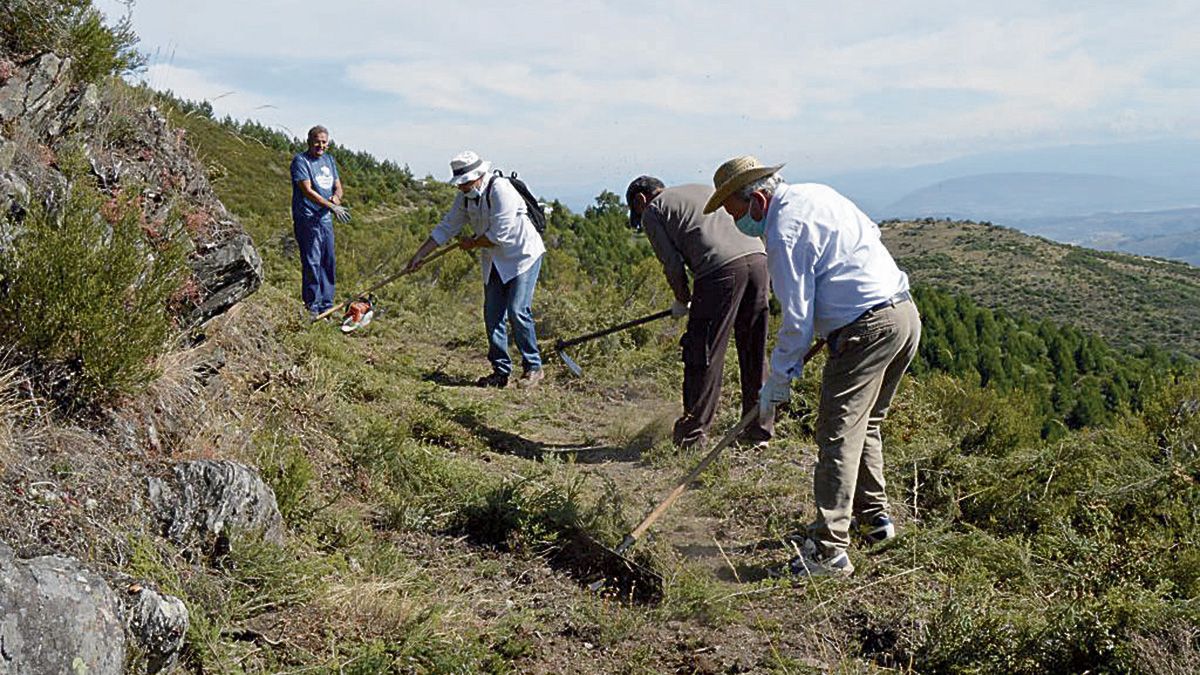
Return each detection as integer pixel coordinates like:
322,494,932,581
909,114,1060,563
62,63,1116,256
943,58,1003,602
783,539,855,578
475,372,510,389
857,513,896,547
517,368,545,389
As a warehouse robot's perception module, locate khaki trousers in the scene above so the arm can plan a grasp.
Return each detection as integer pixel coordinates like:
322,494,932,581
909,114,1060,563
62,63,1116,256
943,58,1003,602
811,299,921,553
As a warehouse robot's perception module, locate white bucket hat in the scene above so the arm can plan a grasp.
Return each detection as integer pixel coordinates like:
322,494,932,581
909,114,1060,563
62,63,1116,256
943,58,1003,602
448,150,492,185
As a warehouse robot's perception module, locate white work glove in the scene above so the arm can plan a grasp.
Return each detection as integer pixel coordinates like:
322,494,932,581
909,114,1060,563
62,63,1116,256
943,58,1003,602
330,204,351,223
759,371,792,420
670,300,690,318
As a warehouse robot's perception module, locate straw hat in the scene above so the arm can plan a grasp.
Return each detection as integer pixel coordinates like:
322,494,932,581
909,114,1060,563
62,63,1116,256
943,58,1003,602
702,155,784,214
448,150,492,185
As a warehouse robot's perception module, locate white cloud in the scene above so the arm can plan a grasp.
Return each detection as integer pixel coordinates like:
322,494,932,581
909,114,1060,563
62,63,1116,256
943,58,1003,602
136,64,278,122
97,1,1200,205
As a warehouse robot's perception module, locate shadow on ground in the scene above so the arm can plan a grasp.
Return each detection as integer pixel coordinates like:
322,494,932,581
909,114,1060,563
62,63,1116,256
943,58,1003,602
421,398,647,464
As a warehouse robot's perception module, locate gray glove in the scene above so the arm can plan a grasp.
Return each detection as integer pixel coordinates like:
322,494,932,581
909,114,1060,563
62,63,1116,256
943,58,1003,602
671,300,690,318
330,204,351,223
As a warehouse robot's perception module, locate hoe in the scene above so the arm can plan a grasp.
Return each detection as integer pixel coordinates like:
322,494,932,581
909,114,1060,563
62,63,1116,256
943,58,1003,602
553,308,674,376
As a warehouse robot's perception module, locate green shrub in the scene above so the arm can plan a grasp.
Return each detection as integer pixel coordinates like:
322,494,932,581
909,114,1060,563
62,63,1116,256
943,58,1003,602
454,472,589,552
0,178,188,408
1,0,143,82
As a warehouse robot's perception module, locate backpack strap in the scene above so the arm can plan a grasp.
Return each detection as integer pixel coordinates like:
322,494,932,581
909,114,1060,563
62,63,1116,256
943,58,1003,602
484,170,503,209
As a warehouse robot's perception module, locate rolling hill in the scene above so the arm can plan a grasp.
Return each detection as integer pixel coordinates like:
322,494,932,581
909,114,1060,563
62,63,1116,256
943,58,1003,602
883,172,1197,221
1014,207,1200,267
882,218,1200,358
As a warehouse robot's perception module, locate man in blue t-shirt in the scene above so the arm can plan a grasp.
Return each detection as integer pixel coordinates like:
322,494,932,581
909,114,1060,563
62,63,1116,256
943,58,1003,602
291,125,349,318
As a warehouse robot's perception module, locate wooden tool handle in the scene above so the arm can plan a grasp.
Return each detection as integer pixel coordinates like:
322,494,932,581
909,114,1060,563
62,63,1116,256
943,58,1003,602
619,408,758,553
615,338,827,555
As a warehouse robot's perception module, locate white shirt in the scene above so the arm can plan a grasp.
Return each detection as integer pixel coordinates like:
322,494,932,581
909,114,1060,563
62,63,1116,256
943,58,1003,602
764,182,910,380
430,175,546,284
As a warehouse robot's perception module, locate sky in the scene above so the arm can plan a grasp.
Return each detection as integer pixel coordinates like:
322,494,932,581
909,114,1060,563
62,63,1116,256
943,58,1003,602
96,0,1200,211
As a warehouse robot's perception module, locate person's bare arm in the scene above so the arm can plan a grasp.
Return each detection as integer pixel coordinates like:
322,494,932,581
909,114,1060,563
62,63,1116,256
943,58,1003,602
297,179,335,209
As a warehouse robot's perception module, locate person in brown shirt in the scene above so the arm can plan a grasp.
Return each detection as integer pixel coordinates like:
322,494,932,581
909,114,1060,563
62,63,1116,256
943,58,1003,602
626,177,773,448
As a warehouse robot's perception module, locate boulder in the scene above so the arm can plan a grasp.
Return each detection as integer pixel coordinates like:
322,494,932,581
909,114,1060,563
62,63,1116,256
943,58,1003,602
0,541,126,674
147,460,285,549
122,583,189,674
1,51,265,329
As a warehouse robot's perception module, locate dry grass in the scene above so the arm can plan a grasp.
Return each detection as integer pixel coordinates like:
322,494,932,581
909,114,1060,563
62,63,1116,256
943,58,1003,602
0,360,39,474
1128,621,1200,675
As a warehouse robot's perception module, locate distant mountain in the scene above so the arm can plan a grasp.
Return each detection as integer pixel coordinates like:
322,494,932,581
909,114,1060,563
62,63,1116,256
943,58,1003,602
883,173,1198,221
881,219,1200,359
1013,208,1200,267
823,138,1200,217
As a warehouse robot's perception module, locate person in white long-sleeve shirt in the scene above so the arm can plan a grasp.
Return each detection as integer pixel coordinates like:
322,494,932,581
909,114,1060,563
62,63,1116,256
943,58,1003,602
406,151,546,388
705,156,922,578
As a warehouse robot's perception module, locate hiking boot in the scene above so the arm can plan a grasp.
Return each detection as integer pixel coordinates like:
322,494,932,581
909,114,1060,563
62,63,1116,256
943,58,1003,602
476,372,510,389
857,513,897,547
517,368,545,388
778,538,854,578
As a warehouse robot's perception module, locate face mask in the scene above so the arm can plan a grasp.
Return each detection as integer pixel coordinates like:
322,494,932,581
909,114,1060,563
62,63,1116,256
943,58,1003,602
465,186,482,200
735,211,765,238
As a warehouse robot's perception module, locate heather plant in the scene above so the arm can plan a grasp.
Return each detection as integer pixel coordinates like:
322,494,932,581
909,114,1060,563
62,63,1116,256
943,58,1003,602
0,0,143,82
0,175,188,408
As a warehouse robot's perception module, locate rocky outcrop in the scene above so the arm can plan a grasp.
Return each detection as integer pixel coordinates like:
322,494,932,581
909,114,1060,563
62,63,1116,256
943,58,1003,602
148,460,285,549
0,541,126,674
0,53,75,134
121,583,189,674
188,233,264,327
0,51,262,327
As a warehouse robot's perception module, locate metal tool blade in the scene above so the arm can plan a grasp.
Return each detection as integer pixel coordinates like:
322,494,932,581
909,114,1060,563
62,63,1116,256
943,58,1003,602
558,349,583,377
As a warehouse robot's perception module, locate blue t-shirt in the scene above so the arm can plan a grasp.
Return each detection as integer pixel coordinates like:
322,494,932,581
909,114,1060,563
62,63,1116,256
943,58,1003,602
290,152,340,223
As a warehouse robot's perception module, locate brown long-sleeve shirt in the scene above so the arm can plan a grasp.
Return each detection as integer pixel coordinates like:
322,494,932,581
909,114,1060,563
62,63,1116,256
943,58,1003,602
641,184,766,302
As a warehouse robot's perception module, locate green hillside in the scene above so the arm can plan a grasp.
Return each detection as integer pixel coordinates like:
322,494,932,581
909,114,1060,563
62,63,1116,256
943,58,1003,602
883,218,1200,358
4,78,1199,672
137,107,1199,672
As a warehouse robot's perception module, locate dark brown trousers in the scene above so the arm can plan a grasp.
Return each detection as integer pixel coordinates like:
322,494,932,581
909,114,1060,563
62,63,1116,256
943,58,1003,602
673,254,772,447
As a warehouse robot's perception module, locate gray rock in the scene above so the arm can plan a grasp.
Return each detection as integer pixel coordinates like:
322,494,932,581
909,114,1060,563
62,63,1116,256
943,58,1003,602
1,50,265,329
0,68,26,121
0,54,71,132
0,542,126,674
122,584,188,674
0,171,30,249
186,233,264,328
147,460,284,548
47,82,100,138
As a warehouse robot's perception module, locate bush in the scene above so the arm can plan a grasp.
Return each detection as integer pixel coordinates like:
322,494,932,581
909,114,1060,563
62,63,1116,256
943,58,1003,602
0,178,188,408
1,0,143,82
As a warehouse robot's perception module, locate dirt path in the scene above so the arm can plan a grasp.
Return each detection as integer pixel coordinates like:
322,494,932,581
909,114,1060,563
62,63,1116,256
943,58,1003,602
325,321,847,672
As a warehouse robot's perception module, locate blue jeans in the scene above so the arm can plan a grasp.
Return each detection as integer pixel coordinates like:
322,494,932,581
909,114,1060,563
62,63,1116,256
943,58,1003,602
293,217,335,312
483,257,542,376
